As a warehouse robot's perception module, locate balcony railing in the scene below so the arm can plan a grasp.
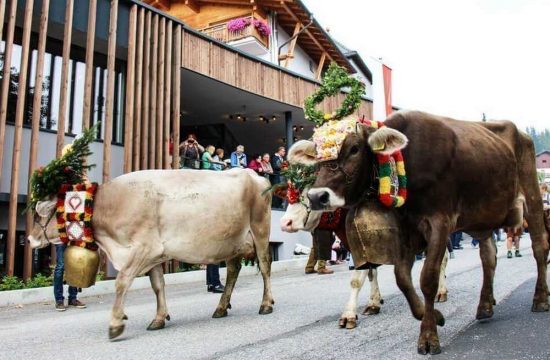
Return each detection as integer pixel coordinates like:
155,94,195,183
200,16,269,49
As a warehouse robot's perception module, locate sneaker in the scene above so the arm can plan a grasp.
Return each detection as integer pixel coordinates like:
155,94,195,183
211,285,225,293
515,250,522,258
68,299,87,309
317,267,334,275
207,285,214,292
507,251,513,259
55,301,66,312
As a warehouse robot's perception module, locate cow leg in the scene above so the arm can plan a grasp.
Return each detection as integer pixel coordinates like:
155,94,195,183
109,263,142,339
518,139,550,311
394,251,424,321
213,257,242,318
436,249,449,303
339,270,367,329
476,236,497,320
417,216,449,355
147,264,170,331
251,223,274,315
363,268,383,315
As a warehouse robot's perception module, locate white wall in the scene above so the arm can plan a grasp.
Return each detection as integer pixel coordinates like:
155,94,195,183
366,57,388,120
0,125,125,196
270,209,312,260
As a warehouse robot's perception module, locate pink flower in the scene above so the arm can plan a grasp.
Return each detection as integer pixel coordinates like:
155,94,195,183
253,19,271,37
227,17,251,32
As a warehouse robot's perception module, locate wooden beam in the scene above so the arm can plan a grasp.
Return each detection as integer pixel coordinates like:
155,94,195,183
156,17,165,169
82,0,97,129
283,22,301,68
6,0,33,277
149,0,170,11
133,7,145,171
103,0,118,183
280,2,334,63
124,5,137,174
56,0,74,157
315,52,327,80
149,14,159,169
163,21,172,169
0,0,6,46
184,0,200,13
0,0,17,185
25,0,50,281
141,11,151,170
172,27,181,170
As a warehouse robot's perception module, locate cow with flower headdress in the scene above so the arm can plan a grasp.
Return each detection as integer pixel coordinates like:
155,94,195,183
290,63,550,355
275,163,449,329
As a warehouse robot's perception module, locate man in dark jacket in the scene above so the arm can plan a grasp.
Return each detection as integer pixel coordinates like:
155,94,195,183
271,146,286,208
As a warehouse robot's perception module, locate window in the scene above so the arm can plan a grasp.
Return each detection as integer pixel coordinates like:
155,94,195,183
0,37,126,144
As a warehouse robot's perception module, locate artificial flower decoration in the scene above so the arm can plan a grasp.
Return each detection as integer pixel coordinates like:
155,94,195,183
312,117,357,161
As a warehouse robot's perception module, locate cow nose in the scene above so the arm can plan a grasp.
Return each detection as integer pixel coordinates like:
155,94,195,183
280,218,293,231
308,190,330,210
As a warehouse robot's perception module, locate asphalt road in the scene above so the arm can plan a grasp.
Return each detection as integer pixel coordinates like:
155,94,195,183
1,237,549,360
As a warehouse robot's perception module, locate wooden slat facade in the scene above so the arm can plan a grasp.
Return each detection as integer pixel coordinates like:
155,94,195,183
0,0,372,277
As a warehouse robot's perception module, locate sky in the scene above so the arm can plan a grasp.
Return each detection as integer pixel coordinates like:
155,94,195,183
302,0,550,130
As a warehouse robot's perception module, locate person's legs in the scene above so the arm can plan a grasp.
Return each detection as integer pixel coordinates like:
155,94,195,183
53,245,66,310
514,235,522,257
315,229,334,275
506,233,514,258
305,246,317,273
206,264,224,292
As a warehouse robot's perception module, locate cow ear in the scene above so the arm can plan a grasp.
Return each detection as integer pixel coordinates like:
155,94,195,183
35,200,56,217
367,127,408,155
288,140,317,165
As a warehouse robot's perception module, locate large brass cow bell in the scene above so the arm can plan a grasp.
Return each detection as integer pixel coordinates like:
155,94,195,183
64,245,99,288
346,201,400,269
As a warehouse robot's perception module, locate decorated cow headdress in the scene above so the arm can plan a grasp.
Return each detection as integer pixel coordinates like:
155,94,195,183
302,64,408,208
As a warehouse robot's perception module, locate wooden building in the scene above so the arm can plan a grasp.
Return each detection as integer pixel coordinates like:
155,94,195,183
0,0,374,278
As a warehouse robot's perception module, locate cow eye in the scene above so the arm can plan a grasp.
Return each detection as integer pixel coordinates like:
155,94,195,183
349,145,360,155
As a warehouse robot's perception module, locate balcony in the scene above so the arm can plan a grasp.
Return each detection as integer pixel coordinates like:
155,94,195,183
200,16,270,56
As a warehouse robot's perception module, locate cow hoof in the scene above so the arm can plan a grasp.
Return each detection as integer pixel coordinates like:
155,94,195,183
476,307,494,320
363,306,380,315
531,302,549,312
417,332,441,355
146,319,165,331
338,315,357,329
122,314,128,320
165,314,171,321
380,299,384,304
212,308,228,318
259,305,273,315
108,325,125,340
435,293,448,303
227,303,232,310
435,309,445,327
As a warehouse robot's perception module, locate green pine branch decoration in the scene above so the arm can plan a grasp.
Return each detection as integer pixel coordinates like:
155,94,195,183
26,123,99,213
281,163,317,191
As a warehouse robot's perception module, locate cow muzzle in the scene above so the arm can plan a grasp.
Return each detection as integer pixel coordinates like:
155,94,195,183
27,235,48,249
307,188,345,211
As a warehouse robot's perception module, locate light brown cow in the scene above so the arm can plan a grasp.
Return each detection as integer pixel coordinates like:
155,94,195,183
28,169,274,339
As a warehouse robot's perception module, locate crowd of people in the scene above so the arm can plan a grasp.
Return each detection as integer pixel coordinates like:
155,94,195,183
175,134,287,204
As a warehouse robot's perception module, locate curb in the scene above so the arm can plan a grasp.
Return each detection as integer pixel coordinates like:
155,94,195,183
0,257,309,308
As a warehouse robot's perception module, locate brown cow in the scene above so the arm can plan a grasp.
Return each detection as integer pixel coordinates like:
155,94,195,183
289,110,549,355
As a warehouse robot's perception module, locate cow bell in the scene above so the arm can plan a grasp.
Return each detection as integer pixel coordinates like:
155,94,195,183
63,245,99,288
345,200,401,269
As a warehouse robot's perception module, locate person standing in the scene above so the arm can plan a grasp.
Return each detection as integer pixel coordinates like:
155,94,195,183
260,153,274,180
271,146,286,208
304,227,334,275
53,244,86,311
450,231,463,250
201,145,216,170
179,134,204,169
506,227,523,258
247,154,263,175
206,264,225,293
230,145,247,168
212,148,226,171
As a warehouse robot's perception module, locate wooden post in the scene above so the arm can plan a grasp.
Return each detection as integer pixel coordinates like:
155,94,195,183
149,14,159,169
172,27,181,170
283,22,301,68
82,0,97,130
133,8,145,171
24,0,50,281
56,0,74,157
123,5,137,174
164,21,172,169
315,52,327,80
6,0,33,276
0,0,6,47
141,11,151,170
156,17,165,169
0,0,17,184
103,0,118,183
